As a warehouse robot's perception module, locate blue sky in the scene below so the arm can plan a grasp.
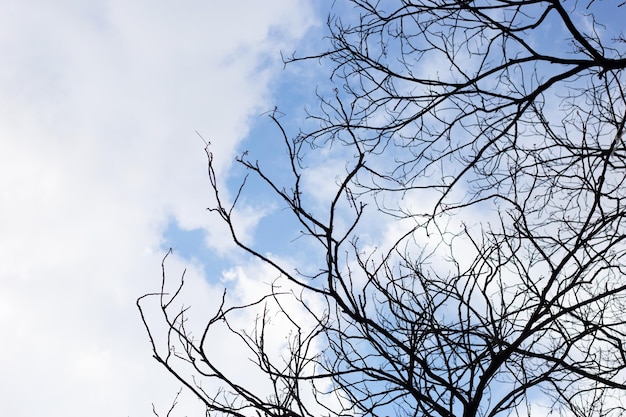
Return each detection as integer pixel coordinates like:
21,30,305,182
160,36,330,277
2,1,625,416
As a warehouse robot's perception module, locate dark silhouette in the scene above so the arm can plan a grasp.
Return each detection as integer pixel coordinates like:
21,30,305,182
139,2,626,416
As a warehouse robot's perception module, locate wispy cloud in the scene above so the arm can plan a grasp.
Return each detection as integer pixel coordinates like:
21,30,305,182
0,1,317,415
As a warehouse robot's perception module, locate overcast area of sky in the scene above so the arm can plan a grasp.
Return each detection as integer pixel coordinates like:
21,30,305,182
0,1,325,415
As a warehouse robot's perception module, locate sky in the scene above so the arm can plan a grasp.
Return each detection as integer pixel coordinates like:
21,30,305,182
2,2,625,416
0,1,323,415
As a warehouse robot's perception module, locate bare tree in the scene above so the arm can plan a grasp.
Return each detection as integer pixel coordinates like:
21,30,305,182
138,1,626,417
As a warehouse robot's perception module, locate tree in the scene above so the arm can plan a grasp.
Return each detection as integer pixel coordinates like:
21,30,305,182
138,1,626,417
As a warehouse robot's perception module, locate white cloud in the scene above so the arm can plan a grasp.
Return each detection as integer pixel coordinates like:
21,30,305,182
0,0,317,415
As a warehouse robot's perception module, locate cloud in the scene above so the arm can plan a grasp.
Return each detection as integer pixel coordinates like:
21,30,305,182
0,0,317,415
